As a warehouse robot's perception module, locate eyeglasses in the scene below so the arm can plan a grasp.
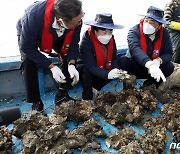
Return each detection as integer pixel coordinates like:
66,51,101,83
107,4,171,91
69,19,83,27
66,12,85,28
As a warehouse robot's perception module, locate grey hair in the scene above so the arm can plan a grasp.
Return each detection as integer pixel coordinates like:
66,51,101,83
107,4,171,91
53,0,82,22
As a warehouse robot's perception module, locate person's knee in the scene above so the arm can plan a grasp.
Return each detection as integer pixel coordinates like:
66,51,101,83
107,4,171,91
161,62,174,77
117,56,131,70
76,64,84,81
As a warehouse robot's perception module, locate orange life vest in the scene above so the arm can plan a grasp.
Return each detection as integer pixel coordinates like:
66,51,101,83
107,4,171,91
139,19,163,59
40,0,74,60
88,27,114,70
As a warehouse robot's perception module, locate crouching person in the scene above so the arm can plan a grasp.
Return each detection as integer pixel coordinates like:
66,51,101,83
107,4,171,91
118,6,174,87
79,13,126,101
16,0,84,111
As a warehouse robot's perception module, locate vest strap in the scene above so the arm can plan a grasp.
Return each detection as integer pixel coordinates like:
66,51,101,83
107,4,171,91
88,27,114,70
139,19,163,59
40,0,75,62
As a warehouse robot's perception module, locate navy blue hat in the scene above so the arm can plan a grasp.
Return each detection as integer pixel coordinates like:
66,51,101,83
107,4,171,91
138,6,170,25
84,13,124,29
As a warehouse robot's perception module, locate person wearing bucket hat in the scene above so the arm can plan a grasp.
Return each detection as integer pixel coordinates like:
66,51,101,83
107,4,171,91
164,0,180,64
79,13,128,100
118,6,174,88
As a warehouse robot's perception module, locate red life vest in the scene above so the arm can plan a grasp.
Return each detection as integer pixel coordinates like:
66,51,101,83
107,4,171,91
88,27,114,70
139,19,163,59
40,0,74,60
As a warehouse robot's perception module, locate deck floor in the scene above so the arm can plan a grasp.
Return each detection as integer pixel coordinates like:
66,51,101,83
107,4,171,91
0,80,178,154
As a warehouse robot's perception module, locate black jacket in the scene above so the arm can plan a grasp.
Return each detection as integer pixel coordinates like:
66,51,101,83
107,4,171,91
127,24,173,66
16,1,82,68
80,30,119,80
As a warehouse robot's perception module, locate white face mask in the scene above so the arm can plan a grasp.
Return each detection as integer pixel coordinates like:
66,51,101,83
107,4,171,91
59,19,69,29
97,35,112,44
143,22,155,35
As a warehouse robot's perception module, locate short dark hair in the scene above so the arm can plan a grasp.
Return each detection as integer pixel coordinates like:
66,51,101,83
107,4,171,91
91,26,113,32
53,0,82,22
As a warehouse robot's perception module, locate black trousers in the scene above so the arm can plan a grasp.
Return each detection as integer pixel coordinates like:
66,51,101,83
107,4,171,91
80,66,109,100
118,56,175,79
21,57,72,103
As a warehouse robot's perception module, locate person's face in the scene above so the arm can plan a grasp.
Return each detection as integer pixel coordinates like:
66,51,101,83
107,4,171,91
95,28,113,37
57,12,85,29
144,17,161,32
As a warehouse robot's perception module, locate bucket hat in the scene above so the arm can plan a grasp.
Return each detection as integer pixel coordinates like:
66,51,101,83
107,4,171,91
138,6,170,25
84,13,124,29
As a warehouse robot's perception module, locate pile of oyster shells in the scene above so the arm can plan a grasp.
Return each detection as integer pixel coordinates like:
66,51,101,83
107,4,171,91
0,126,12,154
1,86,179,153
95,89,158,126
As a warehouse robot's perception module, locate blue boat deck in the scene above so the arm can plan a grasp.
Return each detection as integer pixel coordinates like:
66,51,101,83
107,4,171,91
0,46,178,153
0,80,178,154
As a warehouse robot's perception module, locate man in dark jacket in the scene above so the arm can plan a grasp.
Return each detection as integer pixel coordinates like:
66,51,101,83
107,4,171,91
16,0,84,111
164,0,180,63
80,13,127,100
118,6,174,87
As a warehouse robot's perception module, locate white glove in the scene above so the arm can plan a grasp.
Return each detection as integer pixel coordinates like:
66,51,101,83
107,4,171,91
153,58,162,67
68,65,79,86
50,66,66,83
145,61,166,82
108,68,128,79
